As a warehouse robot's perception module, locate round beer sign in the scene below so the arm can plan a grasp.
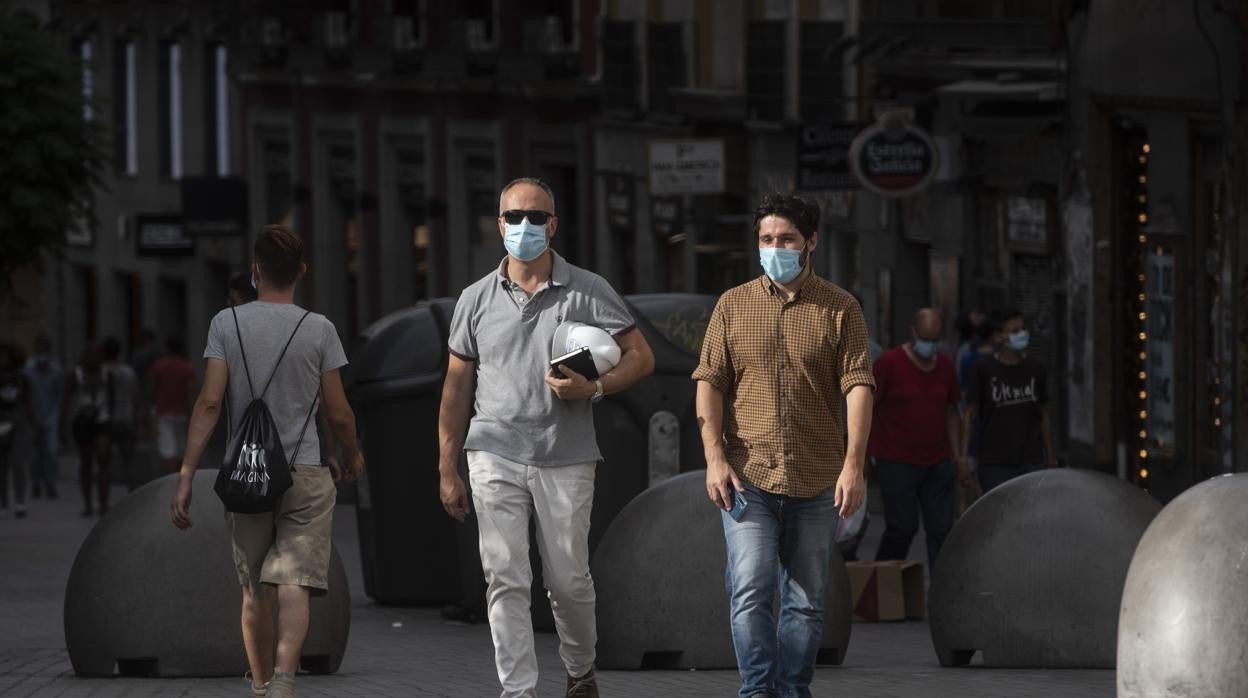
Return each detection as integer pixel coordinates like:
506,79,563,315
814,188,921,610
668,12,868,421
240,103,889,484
849,118,938,198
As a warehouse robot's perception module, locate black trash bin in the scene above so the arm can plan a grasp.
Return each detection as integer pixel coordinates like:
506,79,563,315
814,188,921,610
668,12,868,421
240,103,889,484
590,293,717,553
348,298,461,605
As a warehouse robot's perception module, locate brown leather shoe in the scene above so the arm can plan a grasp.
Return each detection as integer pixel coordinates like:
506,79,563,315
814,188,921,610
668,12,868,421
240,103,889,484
566,669,599,697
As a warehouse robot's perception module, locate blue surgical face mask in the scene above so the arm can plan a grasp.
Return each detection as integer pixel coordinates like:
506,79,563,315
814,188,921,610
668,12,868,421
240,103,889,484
914,339,938,359
759,246,804,284
504,220,548,261
1007,330,1030,352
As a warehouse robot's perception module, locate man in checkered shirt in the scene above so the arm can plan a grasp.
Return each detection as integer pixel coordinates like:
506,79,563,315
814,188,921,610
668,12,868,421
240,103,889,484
694,193,876,698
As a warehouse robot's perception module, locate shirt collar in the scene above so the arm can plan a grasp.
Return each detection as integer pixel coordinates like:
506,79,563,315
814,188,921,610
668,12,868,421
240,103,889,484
496,250,570,289
759,265,816,299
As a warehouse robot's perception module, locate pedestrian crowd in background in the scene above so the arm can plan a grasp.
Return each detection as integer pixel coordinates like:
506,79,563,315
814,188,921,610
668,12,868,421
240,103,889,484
867,304,1055,572
0,268,266,521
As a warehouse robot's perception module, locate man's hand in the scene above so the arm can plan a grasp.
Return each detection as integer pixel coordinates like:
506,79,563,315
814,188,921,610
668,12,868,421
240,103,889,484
327,455,343,483
545,367,596,401
706,457,742,511
170,470,193,530
440,470,471,522
834,463,866,520
342,451,365,483
955,456,974,486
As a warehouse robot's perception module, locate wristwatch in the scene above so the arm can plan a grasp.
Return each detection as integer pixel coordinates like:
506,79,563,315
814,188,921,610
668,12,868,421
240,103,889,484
591,379,605,403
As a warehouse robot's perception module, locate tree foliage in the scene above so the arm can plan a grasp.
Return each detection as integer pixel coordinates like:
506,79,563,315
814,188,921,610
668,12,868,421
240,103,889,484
0,5,106,295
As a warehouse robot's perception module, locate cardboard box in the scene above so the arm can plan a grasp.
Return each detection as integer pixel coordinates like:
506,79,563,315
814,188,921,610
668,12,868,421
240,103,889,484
845,560,926,622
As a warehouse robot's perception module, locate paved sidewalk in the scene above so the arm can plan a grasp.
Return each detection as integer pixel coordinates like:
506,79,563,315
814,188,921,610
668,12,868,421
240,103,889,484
0,469,1115,697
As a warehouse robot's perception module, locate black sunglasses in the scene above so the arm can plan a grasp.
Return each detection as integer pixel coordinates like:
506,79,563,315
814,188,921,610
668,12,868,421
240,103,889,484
501,210,554,226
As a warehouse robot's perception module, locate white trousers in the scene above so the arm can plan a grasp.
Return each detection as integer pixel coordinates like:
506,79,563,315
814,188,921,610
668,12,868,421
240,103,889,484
467,450,597,698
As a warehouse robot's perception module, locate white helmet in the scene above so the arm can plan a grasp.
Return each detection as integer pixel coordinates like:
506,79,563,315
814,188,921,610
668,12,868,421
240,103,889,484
552,322,622,376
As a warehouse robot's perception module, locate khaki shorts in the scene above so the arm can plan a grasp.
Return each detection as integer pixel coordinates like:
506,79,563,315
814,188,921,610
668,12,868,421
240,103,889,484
225,465,335,596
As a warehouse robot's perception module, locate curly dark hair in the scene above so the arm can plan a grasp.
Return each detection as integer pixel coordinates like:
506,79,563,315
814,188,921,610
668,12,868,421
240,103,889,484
752,193,820,239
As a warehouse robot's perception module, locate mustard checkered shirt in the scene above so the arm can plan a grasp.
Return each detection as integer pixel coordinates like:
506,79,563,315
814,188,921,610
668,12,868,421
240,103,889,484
692,273,876,497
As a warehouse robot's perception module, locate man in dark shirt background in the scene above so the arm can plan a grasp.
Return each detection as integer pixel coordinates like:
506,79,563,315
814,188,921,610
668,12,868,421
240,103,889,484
962,308,1056,492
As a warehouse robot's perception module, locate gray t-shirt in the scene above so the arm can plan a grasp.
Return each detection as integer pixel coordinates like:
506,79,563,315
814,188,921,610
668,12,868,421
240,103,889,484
448,252,636,467
204,301,348,466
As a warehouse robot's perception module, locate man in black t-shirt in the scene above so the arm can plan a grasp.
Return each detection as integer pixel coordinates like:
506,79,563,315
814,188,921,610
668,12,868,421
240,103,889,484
962,308,1057,492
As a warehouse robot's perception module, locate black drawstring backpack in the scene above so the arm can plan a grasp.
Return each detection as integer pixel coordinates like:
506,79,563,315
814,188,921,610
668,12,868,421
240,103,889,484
214,307,319,514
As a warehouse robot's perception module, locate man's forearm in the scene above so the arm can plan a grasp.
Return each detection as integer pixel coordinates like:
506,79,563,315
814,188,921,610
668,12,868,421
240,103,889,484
181,400,222,473
600,346,652,395
960,408,975,459
695,382,728,463
947,411,962,458
844,385,873,470
438,387,472,475
329,411,359,463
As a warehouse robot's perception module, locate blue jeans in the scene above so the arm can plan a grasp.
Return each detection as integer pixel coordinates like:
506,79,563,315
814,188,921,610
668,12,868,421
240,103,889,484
722,483,839,698
30,421,59,489
873,459,955,571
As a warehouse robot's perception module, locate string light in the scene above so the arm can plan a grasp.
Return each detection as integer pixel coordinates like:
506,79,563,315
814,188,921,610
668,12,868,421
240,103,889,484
1136,141,1150,479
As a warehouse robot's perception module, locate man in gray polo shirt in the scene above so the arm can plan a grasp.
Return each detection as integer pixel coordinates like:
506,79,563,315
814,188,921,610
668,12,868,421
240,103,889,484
438,177,655,698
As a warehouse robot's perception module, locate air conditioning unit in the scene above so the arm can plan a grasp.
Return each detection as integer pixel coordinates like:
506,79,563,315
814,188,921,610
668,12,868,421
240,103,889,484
393,16,418,51
466,19,491,51
260,16,283,47
326,12,348,49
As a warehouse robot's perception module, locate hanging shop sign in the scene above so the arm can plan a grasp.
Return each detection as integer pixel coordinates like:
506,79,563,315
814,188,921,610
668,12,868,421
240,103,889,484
849,115,938,198
135,215,194,257
604,173,636,232
648,139,725,195
796,122,864,191
650,196,683,239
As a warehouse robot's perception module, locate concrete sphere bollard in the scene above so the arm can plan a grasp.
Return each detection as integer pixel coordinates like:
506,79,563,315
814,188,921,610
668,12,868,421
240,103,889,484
593,470,852,670
1118,473,1248,697
929,468,1159,668
65,469,351,677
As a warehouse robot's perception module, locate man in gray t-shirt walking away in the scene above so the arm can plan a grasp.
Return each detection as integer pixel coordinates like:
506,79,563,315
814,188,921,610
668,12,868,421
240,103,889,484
439,178,655,698
170,225,364,698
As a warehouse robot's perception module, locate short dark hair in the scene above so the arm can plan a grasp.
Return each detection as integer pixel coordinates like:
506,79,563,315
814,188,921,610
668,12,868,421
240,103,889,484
499,177,556,212
229,273,258,303
100,337,122,361
254,224,304,289
753,193,819,239
166,335,186,356
988,308,1025,334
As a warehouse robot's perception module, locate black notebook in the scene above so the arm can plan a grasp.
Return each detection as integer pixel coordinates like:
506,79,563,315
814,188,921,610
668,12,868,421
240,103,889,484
549,346,600,380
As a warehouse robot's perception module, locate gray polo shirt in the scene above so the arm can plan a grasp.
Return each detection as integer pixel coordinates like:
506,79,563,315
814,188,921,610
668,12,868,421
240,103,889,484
448,251,636,467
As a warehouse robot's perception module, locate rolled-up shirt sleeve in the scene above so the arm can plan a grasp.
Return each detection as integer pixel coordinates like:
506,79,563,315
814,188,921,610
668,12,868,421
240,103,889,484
837,301,876,395
691,296,733,394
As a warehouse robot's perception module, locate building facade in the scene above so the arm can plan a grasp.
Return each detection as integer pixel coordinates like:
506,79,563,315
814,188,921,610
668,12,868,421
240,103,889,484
230,0,603,348
5,0,249,368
